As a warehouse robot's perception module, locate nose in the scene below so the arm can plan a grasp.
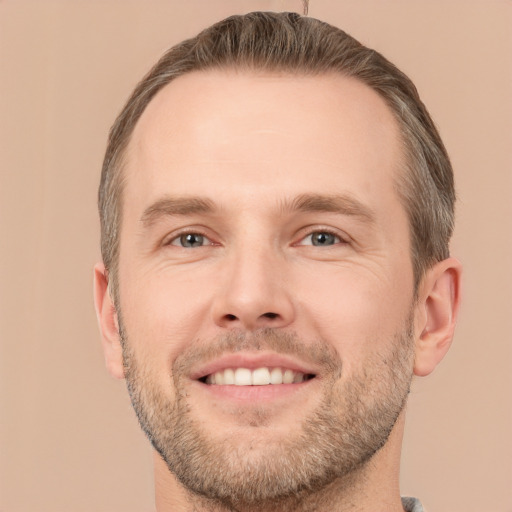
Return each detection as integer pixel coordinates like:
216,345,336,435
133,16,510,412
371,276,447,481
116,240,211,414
212,245,295,331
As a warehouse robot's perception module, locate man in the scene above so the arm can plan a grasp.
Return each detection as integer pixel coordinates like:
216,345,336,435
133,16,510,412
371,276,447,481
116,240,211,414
94,11,461,512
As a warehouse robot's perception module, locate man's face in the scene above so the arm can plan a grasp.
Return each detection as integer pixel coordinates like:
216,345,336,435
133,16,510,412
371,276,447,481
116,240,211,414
116,71,417,505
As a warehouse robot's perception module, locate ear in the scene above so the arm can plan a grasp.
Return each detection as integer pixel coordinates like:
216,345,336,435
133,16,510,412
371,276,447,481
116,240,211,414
93,262,125,379
413,257,462,377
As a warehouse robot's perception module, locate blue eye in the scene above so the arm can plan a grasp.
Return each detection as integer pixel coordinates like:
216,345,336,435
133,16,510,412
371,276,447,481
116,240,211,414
172,233,206,248
308,232,340,246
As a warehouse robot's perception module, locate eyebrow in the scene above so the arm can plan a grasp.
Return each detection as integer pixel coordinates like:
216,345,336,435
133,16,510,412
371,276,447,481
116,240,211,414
285,193,376,223
140,196,216,227
139,192,375,228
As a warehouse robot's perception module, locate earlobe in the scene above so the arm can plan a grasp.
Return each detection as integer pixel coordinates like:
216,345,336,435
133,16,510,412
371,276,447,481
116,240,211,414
413,257,462,377
93,263,125,380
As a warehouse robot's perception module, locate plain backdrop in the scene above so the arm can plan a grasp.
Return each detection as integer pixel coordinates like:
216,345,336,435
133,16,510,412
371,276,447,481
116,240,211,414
1,1,511,511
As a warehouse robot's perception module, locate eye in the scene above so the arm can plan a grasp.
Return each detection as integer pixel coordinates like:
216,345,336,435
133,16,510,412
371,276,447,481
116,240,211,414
300,231,343,247
169,232,210,248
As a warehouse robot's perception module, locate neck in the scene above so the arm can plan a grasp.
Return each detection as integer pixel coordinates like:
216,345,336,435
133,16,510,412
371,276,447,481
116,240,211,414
154,412,407,512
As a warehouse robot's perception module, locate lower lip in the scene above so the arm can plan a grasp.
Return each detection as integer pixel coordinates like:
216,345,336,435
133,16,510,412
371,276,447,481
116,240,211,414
192,379,315,402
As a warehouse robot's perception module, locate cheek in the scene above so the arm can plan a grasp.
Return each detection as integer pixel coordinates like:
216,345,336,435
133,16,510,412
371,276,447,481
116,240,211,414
118,266,215,362
294,263,413,360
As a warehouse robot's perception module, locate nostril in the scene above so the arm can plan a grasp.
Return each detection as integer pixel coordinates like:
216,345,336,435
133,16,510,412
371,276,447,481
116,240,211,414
218,311,285,328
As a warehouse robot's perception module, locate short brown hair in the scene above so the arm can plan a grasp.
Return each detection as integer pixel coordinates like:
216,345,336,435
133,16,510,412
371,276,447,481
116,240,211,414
99,11,454,299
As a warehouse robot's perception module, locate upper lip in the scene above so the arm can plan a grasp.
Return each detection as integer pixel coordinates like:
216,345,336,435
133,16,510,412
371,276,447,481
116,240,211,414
189,351,320,381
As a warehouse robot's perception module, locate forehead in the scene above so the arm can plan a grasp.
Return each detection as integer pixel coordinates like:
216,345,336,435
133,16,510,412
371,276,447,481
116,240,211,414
124,69,403,217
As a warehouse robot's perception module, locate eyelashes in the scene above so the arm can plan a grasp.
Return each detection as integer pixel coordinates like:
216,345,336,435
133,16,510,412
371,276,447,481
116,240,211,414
163,228,348,249
296,231,346,247
168,232,213,248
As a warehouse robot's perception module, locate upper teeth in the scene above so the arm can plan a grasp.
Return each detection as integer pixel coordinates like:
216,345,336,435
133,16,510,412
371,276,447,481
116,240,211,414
205,367,308,386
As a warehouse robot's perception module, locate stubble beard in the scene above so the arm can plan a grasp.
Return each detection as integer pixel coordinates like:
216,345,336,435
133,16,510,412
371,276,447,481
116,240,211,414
120,321,415,511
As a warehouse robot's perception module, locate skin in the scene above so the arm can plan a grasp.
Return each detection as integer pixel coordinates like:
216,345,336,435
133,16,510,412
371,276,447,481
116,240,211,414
94,70,461,511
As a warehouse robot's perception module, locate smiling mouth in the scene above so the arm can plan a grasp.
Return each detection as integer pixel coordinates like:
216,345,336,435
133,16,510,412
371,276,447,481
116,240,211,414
199,367,316,386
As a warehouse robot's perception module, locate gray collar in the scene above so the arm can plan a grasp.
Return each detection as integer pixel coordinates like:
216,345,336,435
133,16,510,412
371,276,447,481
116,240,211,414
401,497,424,512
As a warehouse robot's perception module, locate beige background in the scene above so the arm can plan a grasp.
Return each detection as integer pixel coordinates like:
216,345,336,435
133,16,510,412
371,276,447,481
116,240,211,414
1,1,511,511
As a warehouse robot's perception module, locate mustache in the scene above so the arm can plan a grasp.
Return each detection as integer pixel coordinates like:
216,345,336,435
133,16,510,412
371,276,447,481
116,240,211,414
171,328,342,379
